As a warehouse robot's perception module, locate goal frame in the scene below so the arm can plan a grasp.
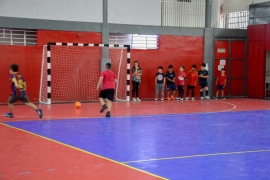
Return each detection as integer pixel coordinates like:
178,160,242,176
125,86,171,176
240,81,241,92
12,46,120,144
41,42,131,104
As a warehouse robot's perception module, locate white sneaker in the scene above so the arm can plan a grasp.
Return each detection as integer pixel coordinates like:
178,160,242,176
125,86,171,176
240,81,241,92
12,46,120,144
132,98,137,102
191,97,195,100
201,97,204,100
154,99,158,101
175,97,180,100
205,96,210,99
180,98,184,101
161,98,164,101
136,97,141,102
186,97,189,100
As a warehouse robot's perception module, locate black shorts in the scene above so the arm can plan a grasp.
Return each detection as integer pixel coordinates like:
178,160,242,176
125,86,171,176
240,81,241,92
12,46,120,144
8,95,30,104
217,84,225,90
187,85,195,90
99,89,115,101
167,84,177,91
199,81,208,88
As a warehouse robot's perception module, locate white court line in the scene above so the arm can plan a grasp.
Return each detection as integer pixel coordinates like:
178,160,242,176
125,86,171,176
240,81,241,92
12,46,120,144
122,149,270,164
218,101,237,112
2,100,238,121
46,169,57,172
18,172,31,175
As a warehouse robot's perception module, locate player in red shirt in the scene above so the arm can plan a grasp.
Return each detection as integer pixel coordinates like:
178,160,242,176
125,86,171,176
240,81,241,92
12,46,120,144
177,66,187,100
215,68,227,99
96,63,117,117
186,65,198,100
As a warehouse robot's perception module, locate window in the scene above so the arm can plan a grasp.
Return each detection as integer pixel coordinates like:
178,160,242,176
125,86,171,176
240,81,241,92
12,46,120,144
109,33,159,49
226,10,249,29
0,28,37,46
177,0,191,2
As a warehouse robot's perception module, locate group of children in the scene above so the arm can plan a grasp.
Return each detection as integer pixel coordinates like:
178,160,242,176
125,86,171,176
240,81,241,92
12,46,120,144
4,62,226,119
155,63,227,100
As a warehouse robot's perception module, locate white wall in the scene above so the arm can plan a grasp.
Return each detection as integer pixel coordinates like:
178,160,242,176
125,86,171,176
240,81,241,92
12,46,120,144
108,0,161,26
0,0,102,22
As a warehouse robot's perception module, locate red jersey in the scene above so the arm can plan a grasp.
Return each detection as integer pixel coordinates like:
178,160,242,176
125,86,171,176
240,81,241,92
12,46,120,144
187,70,198,86
100,70,116,90
217,74,226,85
177,72,186,85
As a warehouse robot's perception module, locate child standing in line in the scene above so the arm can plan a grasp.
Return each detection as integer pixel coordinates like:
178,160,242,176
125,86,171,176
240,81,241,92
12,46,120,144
4,64,43,118
177,66,187,100
166,65,176,100
155,66,166,101
214,68,227,99
186,65,198,100
198,63,210,100
132,61,142,102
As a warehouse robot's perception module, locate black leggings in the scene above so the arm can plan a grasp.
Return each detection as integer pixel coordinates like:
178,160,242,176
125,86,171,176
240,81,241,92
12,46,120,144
178,85,184,98
186,85,195,97
132,81,140,97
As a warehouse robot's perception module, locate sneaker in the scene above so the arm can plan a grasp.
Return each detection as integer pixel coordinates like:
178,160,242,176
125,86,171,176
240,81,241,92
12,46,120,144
154,99,158,101
136,97,141,102
180,98,184,101
175,97,180,100
106,111,111,117
167,97,171,100
36,109,43,119
161,98,164,101
132,98,137,102
214,97,217,99
201,97,204,100
170,95,175,100
205,96,210,99
222,97,226,99
4,112,13,118
191,97,195,100
186,97,189,100
100,104,107,113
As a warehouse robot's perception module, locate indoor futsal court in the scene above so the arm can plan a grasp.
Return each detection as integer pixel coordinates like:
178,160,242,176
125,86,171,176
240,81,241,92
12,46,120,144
1,0,270,180
1,99,270,179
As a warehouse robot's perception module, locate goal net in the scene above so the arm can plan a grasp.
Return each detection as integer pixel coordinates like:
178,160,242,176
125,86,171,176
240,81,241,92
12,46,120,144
39,43,130,104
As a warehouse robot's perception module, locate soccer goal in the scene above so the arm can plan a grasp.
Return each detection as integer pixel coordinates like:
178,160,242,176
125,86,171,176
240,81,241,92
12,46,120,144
39,42,131,104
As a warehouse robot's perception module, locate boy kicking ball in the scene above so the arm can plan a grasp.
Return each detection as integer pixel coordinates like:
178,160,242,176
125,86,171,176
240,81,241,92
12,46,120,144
97,63,117,117
4,64,43,118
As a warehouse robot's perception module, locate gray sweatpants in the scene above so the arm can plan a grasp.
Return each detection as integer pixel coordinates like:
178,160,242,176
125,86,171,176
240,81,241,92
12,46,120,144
155,84,164,99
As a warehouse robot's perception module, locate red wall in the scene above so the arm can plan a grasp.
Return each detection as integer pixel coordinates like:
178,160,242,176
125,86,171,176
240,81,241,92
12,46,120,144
0,46,43,103
247,24,269,99
0,30,203,103
131,35,203,99
0,30,102,104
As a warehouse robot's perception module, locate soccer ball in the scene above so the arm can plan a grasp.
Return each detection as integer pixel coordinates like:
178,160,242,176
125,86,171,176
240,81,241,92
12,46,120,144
75,101,81,108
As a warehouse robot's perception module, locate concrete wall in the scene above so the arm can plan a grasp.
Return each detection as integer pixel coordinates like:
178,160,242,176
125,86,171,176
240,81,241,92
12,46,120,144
108,0,161,26
0,0,161,26
0,0,102,23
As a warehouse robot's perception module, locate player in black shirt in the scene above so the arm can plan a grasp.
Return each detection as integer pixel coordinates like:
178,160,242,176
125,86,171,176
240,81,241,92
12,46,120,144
198,63,210,99
166,65,176,100
155,66,166,100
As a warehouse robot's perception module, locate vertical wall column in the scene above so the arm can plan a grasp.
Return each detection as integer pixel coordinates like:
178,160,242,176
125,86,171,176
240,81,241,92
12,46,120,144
101,0,110,71
205,0,212,28
204,28,214,97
